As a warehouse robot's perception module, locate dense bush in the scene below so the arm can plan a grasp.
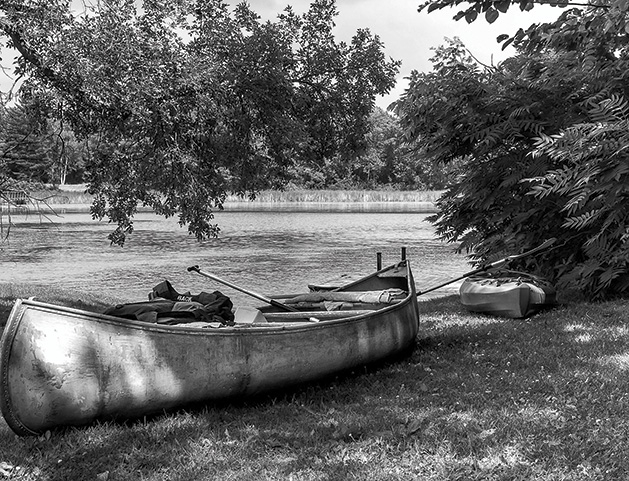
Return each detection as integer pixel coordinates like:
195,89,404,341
527,97,629,297
393,30,629,299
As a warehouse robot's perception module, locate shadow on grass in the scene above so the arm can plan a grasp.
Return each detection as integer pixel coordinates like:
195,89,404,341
1,295,629,480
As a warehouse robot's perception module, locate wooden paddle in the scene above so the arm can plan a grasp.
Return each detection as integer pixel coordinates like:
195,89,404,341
187,265,299,312
417,238,557,296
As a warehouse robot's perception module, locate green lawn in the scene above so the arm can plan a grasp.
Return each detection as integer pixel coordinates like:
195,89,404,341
0,288,628,480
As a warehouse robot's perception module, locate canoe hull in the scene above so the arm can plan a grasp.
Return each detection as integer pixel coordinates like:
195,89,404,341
1,261,419,435
459,272,556,319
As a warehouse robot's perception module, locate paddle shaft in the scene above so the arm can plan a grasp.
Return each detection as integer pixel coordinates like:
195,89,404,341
187,266,299,312
418,238,557,296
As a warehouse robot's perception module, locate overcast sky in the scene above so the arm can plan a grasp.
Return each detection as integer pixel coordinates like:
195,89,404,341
320,0,561,108
0,0,561,109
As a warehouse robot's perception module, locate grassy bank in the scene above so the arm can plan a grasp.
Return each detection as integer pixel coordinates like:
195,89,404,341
0,284,120,328
27,186,443,205
223,189,443,203
1,285,628,480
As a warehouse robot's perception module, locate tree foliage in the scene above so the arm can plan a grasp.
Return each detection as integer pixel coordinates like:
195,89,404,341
0,103,53,182
397,0,629,298
0,103,85,184
0,0,399,245
528,98,629,297
281,106,452,190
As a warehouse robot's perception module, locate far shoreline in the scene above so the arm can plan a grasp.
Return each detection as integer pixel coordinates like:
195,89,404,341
2,187,443,215
2,200,439,215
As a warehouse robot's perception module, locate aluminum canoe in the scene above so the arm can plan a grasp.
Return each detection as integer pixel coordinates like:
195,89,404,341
0,260,419,435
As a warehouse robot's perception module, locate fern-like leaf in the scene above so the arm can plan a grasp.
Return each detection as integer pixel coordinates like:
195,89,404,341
589,94,629,122
562,209,602,230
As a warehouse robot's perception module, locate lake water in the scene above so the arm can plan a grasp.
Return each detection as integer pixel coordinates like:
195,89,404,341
0,211,470,306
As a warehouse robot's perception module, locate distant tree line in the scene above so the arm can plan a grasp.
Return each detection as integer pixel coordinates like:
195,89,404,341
0,102,451,192
0,104,86,185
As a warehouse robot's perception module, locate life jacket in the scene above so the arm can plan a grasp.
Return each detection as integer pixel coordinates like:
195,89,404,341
104,280,234,326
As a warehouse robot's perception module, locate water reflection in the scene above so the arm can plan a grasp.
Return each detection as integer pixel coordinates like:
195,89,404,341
1,211,469,305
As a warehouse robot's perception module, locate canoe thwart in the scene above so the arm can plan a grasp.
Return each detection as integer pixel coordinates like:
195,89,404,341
284,289,406,305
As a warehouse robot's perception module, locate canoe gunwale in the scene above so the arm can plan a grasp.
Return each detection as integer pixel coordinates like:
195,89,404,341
3,291,412,337
2,259,415,336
